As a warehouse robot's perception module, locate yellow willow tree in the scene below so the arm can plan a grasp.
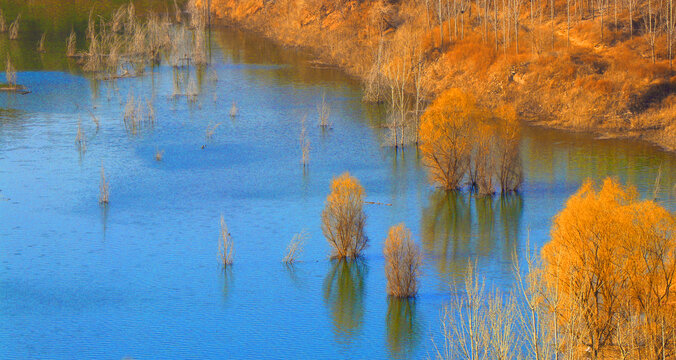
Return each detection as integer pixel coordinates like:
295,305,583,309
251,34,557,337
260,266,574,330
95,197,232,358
494,105,522,193
541,178,676,359
469,121,496,195
321,172,368,258
419,88,479,190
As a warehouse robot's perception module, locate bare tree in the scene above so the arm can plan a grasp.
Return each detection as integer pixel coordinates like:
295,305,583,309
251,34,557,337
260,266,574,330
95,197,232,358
645,0,658,63
595,0,606,42
628,0,638,39
438,0,445,46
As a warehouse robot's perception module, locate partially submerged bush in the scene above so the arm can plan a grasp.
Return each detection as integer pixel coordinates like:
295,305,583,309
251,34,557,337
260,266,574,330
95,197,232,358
154,149,163,161
318,92,331,128
123,94,155,135
66,30,76,57
420,89,477,190
75,120,86,154
494,106,522,193
420,89,522,194
37,32,46,53
5,57,16,87
300,116,309,166
219,215,233,266
229,101,238,117
321,172,368,258
8,14,18,40
384,223,422,298
283,230,307,264
99,166,109,204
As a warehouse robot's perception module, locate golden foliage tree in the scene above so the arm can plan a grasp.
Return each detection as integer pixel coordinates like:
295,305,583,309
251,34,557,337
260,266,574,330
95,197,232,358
420,89,522,194
494,106,522,193
541,178,676,359
384,223,423,298
321,172,368,258
420,88,478,190
470,121,496,195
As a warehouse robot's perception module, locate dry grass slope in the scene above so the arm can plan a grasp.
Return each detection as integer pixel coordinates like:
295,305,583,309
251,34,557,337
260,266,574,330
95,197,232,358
201,0,676,151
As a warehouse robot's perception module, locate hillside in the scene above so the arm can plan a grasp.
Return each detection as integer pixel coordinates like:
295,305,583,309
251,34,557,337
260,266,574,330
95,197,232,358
198,0,676,151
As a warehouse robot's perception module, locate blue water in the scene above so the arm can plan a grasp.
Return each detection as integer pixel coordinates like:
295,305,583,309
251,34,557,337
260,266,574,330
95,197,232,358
0,28,674,359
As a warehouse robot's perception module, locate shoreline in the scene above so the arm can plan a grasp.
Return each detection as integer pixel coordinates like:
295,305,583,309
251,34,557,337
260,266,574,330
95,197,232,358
202,0,676,154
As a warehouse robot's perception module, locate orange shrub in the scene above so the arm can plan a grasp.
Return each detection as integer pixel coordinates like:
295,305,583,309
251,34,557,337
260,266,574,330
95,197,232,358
321,172,368,258
419,89,479,190
541,178,676,359
384,224,422,298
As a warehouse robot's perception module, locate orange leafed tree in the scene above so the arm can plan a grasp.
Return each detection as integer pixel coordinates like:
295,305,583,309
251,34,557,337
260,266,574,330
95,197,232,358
321,172,368,258
494,105,522,193
541,178,676,359
419,88,479,190
384,223,422,298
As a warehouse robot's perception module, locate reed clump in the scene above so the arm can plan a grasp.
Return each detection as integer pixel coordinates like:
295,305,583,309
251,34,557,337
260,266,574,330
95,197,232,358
321,172,368,259
75,120,86,154
123,94,155,135
8,14,18,40
5,57,16,87
205,122,221,141
283,230,308,264
219,215,233,266
99,166,109,204
0,9,5,33
154,149,163,161
318,92,331,128
66,30,77,57
73,2,208,79
384,223,422,298
300,116,310,166
37,32,46,53
229,101,238,117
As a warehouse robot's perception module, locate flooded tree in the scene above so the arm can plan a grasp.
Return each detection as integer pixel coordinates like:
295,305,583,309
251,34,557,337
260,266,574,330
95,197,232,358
321,172,368,259
541,178,676,359
419,89,476,190
384,223,422,298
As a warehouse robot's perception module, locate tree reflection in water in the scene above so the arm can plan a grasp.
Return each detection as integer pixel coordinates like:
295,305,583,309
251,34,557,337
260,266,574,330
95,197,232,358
421,190,524,283
386,297,421,359
323,258,367,345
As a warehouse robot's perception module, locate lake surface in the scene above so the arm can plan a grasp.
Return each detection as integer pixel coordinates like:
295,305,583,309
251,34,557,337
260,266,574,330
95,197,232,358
1,26,675,359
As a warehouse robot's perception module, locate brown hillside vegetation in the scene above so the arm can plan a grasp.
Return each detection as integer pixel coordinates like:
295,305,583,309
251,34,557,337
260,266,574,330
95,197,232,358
198,0,676,151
